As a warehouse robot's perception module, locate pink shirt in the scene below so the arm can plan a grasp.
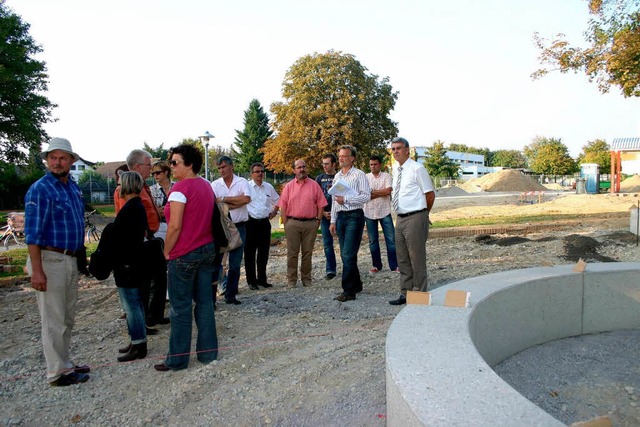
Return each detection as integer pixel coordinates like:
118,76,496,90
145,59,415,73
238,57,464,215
165,177,214,260
278,177,327,218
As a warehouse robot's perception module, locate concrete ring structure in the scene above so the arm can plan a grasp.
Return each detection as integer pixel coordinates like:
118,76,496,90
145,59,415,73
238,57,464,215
386,262,640,426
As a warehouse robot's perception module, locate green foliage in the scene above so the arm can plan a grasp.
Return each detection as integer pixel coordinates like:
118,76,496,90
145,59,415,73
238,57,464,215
143,142,169,160
523,136,577,175
576,139,611,171
264,50,398,174
423,140,460,185
0,160,44,209
232,99,273,174
533,0,640,97
490,150,527,168
77,169,107,186
0,3,56,163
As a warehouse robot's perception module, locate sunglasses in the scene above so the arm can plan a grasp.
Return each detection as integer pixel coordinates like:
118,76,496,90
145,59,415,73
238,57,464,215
170,160,182,167
152,170,164,175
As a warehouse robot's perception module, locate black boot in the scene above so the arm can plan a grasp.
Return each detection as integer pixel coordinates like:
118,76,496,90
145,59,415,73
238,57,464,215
118,342,132,354
117,342,147,362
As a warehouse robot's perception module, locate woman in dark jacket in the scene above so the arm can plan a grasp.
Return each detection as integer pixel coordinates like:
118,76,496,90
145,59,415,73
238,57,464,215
113,171,149,362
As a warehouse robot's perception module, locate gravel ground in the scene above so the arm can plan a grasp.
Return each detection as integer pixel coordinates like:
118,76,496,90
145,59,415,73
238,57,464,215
1,194,639,426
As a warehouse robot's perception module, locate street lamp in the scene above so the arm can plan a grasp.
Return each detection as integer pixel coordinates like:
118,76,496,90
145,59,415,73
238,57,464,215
199,131,215,181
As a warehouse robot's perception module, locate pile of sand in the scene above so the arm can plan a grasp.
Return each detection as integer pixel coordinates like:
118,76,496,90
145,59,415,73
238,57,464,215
460,169,547,193
620,174,640,193
436,186,469,197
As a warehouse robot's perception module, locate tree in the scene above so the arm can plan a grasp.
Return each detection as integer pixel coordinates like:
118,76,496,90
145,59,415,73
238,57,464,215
0,3,56,163
447,143,491,159
143,142,169,160
523,136,577,175
576,139,611,171
490,150,527,168
423,140,460,186
77,169,107,186
263,50,398,174
533,0,640,97
231,99,273,174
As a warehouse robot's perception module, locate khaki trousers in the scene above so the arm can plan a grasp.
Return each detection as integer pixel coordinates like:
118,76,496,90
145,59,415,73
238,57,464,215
284,220,318,285
34,250,79,382
395,209,430,293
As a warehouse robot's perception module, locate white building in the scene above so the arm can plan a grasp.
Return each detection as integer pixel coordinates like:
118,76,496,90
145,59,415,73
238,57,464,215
69,158,96,182
413,148,497,179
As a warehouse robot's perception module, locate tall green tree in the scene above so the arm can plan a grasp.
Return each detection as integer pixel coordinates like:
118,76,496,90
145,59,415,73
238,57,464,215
263,50,398,174
523,136,577,175
423,140,460,186
490,149,527,168
576,139,611,171
533,0,640,97
232,99,273,174
0,3,56,163
143,142,169,160
447,143,491,160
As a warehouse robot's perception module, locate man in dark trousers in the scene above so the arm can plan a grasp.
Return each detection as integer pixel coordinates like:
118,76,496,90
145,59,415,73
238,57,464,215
315,153,337,280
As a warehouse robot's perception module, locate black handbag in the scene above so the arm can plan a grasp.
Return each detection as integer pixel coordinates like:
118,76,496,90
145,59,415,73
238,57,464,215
142,228,166,278
89,223,115,280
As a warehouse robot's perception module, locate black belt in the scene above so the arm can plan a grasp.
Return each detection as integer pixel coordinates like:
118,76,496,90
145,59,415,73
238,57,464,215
397,208,427,218
249,216,270,221
288,217,317,222
41,246,80,257
235,221,248,227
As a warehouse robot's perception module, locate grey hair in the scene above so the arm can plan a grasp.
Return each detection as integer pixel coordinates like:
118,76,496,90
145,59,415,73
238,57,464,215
126,149,152,169
391,137,410,147
339,145,357,158
118,171,144,197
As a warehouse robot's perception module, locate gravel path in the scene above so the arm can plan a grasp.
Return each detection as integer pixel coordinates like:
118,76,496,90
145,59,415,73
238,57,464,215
1,195,639,426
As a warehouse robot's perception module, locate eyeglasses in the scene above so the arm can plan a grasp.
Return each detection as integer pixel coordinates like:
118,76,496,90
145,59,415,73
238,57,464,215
152,170,164,175
138,162,152,167
252,170,265,174
170,160,183,167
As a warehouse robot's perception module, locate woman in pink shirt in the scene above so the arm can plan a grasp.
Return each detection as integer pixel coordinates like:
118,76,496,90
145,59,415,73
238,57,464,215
153,144,218,372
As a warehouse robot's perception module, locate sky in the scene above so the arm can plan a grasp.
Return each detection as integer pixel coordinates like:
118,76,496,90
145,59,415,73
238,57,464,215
7,0,640,162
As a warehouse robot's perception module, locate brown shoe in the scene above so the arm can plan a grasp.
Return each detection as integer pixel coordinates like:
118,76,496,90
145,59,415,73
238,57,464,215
154,363,171,372
334,293,355,302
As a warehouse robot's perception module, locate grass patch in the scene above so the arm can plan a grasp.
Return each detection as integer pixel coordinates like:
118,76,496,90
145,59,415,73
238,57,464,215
93,205,115,217
0,243,99,279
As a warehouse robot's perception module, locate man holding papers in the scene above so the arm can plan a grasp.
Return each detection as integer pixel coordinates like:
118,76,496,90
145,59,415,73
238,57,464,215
329,145,371,302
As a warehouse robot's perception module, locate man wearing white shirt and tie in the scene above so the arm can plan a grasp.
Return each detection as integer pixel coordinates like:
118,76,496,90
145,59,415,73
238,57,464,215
245,162,280,290
388,137,436,306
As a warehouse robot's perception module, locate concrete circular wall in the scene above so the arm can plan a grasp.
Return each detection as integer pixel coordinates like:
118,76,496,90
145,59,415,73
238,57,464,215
385,262,640,426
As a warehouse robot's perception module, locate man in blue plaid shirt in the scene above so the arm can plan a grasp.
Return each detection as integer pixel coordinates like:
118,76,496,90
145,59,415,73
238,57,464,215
25,138,90,387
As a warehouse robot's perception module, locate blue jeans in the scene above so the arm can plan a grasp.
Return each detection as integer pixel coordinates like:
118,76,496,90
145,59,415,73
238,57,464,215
165,242,218,370
336,209,365,296
365,214,398,271
117,287,147,344
320,216,336,274
213,223,246,301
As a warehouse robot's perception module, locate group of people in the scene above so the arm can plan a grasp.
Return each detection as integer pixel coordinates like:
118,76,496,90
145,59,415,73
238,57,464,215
24,136,435,386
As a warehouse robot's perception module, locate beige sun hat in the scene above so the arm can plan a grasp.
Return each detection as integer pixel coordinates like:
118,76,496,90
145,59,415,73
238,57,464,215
40,138,80,162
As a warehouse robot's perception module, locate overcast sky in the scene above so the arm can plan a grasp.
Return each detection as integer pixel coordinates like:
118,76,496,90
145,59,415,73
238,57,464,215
8,0,640,162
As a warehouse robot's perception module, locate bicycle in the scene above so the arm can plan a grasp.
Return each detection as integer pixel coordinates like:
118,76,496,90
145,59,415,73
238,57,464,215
85,210,102,243
0,212,24,248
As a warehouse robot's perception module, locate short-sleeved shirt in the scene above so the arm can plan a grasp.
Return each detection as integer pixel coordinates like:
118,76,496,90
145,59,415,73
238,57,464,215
24,173,85,251
247,180,279,219
211,175,250,223
364,172,392,220
165,177,214,260
393,158,435,214
315,173,335,212
277,177,327,219
150,182,174,208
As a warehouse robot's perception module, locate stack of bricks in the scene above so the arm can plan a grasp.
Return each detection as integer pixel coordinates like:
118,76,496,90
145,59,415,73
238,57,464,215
0,255,20,273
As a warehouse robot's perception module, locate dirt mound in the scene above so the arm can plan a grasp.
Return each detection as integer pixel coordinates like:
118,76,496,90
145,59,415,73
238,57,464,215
436,186,469,197
620,174,640,192
460,170,547,192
